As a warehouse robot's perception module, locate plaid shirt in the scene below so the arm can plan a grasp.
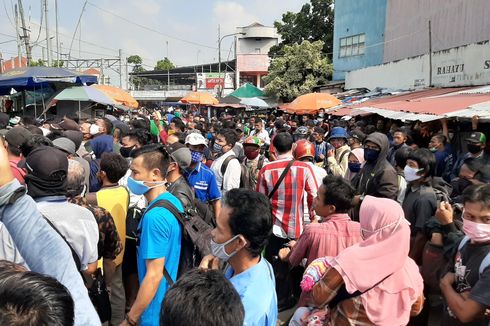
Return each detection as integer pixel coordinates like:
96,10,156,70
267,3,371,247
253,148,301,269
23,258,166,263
256,154,318,239
69,196,123,260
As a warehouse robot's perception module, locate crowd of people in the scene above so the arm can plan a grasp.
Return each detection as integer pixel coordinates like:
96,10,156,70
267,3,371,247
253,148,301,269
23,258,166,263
0,107,489,326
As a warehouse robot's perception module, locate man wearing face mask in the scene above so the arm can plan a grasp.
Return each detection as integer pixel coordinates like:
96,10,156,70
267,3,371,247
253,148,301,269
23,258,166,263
437,184,490,326
123,144,183,326
353,132,399,204
452,132,489,180
210,129,241,194
200,188,277,326
184,133,221,218
401,148,438,265
242,136,268,190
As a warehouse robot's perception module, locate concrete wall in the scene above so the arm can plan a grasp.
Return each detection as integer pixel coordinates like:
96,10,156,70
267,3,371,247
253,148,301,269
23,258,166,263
238,39,277,55
384,0,490,62
346,41,490,90
332,0,387,80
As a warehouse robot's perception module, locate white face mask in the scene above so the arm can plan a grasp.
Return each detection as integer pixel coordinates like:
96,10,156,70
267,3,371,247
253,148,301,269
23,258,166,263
404,165,423,182
89,124,101,135
210,235,241,261
361,216,403,240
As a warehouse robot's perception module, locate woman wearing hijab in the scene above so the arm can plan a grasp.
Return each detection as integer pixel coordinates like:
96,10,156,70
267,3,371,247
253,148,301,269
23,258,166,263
296,196,424,326
345,148,365,182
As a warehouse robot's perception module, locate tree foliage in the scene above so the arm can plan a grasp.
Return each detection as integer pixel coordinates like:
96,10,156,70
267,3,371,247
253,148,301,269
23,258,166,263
127,55,146,89
264,40,332,102
270,0,334,58
127,55,143,65
29,59,45,67
154,57,175,71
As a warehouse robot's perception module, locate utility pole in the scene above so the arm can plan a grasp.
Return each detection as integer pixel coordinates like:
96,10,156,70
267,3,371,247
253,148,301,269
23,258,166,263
218,24,221,97
119,49,123,88
69,0,87,58
55,0,60,63
125,57,129,90
14,4,22,63
18,0,32,65
44,0,52,66
166,41,170,91
428,20,433,87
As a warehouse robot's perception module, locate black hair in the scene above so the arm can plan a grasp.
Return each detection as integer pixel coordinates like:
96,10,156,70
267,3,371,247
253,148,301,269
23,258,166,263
0,262,74,326
432,133,447,145
394,128,408,138
99,118,113,135
408,148,436,178
223,189,272,257
462,184,490,210
365,125,376,135
160,268,244,326
171,118,186,132
273,132,294,154
23,125,44,135
100,152,129,183
461,157,482,173
20,135,53,157
217,128,238,147
124,128,151,147
394,146,413,169
132,144,170,178
321,175,356,213
129,118,149,130
21,116,38,126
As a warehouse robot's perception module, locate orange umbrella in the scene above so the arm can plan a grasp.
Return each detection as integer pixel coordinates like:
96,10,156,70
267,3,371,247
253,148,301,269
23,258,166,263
180,91,219,105
91,84,139,109
280,93,342,115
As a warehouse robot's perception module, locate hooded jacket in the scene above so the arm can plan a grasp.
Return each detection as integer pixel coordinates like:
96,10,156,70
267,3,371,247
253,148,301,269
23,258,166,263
355,132,399,200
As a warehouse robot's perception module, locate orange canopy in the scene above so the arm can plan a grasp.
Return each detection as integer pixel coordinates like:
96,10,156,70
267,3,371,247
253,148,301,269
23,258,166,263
180,91,219,105
91,84,139,109
280,93,342,115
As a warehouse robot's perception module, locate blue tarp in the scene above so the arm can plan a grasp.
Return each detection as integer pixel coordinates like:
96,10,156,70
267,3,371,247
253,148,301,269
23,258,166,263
0,67,97,95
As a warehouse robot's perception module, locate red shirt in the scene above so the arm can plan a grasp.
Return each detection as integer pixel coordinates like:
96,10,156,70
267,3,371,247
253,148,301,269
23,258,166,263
9,157,26,184
256,154,318,239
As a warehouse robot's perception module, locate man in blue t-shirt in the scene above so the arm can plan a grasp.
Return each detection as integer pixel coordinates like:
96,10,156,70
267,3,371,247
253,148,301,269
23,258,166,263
123,145,182,326
429,133,454,183
200,188,277,326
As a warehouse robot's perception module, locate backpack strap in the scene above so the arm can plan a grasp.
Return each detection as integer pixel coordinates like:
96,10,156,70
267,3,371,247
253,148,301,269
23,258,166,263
268,160,295,199
220,155,237,190
257,155,265,171
457,236,471,251
338,149,351,165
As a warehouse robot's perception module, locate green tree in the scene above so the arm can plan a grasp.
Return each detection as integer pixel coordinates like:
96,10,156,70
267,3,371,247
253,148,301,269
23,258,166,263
270,0,334,58
52,60,64,68
264,40,332,102
154,57,175,71
127,55,143,65
127,55,146,89
29,59,46,67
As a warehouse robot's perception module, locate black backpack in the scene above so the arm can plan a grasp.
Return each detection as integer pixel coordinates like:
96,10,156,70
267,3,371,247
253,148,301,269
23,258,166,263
141,199,212,280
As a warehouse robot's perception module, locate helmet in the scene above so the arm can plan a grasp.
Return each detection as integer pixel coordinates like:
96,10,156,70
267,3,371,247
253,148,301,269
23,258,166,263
293,139,316,160
328,127,348,141
243,136,262,147
293,126,309,142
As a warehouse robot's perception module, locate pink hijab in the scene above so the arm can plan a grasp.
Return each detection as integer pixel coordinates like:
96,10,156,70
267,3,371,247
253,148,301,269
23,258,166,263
330,196,423,326
345,148,365,180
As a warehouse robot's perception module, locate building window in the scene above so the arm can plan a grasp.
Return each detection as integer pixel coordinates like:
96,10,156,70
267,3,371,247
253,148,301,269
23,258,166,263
254,48,261,54
339,34,365,58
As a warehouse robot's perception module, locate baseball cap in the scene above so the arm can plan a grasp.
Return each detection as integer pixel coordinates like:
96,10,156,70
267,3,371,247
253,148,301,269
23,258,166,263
465,132,486,144
51,118,80,131
348,129,367,143
19,146,68,181
62,130,84,150
165,142,192,170
185,133,207,147
53,137,76,155
236,124,244,132
5,126,32,148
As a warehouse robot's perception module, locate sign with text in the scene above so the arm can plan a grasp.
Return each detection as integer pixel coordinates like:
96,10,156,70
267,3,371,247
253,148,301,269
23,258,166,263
196,73,234,90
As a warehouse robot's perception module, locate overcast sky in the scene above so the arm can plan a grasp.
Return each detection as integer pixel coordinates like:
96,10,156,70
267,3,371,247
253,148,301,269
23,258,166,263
0,0,306,70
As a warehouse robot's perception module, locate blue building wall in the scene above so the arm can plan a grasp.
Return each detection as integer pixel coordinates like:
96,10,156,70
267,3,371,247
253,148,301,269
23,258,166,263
332,0,388,80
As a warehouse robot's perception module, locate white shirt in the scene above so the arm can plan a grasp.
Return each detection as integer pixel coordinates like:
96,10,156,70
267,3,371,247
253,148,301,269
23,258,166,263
251,129,271,146
37,201,99,271
211,149,242,194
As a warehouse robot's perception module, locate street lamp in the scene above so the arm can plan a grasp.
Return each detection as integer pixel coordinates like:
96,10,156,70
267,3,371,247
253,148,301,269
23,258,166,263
218,32,245,97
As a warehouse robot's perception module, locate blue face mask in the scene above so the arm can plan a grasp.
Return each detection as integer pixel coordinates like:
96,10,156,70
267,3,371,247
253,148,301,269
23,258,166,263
190,150,203,163
364,148,380,163
348,162,362,173
127,176,165,195
207,132,213,140
213,142,223,154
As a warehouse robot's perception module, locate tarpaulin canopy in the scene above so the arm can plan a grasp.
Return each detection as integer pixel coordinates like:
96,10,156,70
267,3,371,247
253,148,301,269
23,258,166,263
0,67,97,95
91,84,138,108
54,86,115,105
219,95,242,104
280,93,342,115
240,97,269,108
180,91,219,105
229,83,265,98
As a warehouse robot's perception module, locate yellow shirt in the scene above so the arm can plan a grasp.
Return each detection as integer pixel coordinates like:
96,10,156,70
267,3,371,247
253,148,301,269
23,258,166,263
96,186,129,266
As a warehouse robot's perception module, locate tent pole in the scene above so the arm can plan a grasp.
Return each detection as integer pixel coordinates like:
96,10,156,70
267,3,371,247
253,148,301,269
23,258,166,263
78,101,81,119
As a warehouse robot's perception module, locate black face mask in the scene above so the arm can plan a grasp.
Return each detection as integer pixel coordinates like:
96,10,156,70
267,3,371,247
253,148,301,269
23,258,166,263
120,145,135,158
467,143,482,154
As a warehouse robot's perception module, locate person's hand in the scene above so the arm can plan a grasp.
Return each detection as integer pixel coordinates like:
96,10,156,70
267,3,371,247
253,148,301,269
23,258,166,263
151,112,161,123
435,201,453,225
319,154,325,160
0,139,14,187
288,240,297,248
472,115,479,130
278,247,290,262
440,118,448,126
327,149,335,158
440,272,456,288
199,254,220,270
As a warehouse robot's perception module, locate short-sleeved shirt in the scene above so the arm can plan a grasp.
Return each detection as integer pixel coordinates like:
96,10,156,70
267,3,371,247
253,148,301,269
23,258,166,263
443,240,490,326
225,258,278,326
137,192,182,326
185,162,221,202
402,184,437,235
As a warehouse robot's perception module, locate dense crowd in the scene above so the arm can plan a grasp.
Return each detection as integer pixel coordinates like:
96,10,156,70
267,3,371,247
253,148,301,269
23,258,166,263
0,107,488,326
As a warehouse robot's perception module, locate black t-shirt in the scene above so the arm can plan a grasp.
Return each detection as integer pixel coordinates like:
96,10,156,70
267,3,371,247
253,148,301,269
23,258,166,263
443,240,490,326
402,185,437,235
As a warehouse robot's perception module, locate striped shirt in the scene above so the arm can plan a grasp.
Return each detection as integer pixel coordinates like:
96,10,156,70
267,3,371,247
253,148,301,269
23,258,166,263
256,154,318,239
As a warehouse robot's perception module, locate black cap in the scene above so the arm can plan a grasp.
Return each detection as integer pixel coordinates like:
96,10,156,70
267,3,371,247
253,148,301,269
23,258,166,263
5,126,32,148
465,132,486,144
0,112,8,128
19,146,68,181
348,129,366,143
165,142,192,170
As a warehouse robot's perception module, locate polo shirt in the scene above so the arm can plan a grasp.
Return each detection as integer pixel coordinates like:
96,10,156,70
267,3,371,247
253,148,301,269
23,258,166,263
137,192,182,326
225,258,278,326
185,162,221,202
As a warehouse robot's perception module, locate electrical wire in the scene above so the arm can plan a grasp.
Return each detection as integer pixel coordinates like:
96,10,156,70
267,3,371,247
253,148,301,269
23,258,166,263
32,0,44,43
